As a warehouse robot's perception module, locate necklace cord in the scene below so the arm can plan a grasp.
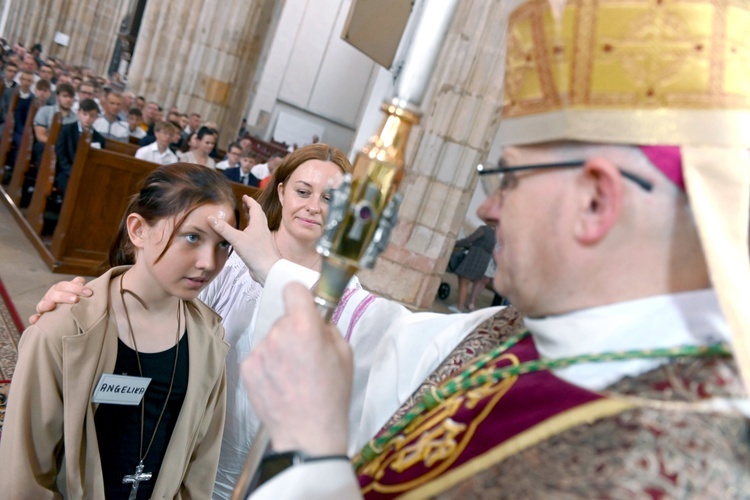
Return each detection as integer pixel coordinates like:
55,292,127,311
119,274,182,464
272,231,321,269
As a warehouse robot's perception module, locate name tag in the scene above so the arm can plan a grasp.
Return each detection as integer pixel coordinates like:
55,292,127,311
91,374,151,405
91,142,102,149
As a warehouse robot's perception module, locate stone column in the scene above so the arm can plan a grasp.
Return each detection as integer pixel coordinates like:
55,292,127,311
4,0,130,76
357,0,508,309
126,0,277,140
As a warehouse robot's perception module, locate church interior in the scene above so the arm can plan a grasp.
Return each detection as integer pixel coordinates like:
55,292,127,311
1,0,749,497
0,0,504,316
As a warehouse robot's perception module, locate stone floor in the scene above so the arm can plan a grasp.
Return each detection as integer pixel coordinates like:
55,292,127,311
429,271,497,314
0,199,85,328
0,198,494,329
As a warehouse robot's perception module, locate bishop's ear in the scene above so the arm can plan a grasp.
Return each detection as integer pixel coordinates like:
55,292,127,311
573,158,624,245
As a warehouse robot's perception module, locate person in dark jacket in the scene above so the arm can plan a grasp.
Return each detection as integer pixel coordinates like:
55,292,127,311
223,150,260,187
450,224,496,312
0,69,35,171
55,99,105,193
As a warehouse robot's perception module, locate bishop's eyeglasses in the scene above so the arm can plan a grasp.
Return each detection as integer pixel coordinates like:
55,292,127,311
476,160,653,195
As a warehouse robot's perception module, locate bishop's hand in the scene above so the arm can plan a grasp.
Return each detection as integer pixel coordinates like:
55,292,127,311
209,195,280,286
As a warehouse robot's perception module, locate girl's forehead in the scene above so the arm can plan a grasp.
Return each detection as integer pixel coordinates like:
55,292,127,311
168,202,235,227
196,202,233,217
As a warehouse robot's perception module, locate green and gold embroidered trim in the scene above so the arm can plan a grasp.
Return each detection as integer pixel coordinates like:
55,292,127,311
353,330,731,470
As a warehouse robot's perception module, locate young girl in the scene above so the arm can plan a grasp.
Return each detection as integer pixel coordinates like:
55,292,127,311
0,163,237,498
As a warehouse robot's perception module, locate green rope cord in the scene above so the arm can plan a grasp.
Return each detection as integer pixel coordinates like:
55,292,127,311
353,332,731,471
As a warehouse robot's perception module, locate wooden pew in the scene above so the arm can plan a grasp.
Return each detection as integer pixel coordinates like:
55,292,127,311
2,126,263,275
1,128,263,274
25,112,63,234
229,182,261,229
0,129,158,274
105,138,139,156
270,139,290,151
0,91,19,182
6,98,41,205
47,152,262,273
47,134,158,273
0,81,5,126
248,136,289,163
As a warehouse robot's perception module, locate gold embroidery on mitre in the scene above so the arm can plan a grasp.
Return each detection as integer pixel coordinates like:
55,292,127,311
503,0,750,118
360,353,520,495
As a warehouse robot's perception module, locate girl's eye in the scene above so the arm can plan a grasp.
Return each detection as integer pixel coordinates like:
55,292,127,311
322,193,332,203
297,190,310,197
218,241,231,250
185,234,199,243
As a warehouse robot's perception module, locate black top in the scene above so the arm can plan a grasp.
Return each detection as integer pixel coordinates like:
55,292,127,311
95,333,189,499
223,166,261,187
12,94,34,136
138,122,155,147
55,122,107,192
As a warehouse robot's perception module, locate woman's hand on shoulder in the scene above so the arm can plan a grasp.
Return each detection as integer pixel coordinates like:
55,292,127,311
208,195,280,286
29,276,93,325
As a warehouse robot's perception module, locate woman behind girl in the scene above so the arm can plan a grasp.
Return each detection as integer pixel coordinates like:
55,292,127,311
204,144,411,497
179,126,218,169
0,163,236,498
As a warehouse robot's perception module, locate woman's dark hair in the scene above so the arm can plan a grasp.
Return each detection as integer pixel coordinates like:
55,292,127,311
197,126,218,140
180,131,197,153
109,162,237,267
257,143,352,231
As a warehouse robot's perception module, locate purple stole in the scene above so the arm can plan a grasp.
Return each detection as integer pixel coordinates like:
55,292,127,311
357,336,631,498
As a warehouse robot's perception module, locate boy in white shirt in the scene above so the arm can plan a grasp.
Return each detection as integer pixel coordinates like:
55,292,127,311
134,121,178,165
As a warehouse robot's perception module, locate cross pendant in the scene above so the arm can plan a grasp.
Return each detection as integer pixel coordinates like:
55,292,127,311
123,462,152,500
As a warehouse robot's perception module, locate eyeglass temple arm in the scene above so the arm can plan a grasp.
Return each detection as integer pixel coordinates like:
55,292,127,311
476,162,653,192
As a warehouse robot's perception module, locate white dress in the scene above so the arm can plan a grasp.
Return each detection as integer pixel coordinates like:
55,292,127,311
200,254,410,499
179,150,217,169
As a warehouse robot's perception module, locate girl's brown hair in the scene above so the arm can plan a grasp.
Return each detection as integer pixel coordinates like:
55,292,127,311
257,143,352,231
109,162,236,267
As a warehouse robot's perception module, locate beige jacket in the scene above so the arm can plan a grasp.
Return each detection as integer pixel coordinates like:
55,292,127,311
0,266,229,499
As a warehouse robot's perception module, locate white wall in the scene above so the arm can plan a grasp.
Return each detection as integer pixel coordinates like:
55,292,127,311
246,0,380,152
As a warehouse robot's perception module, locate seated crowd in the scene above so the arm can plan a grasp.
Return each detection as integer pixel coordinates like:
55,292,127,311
0,39,295,195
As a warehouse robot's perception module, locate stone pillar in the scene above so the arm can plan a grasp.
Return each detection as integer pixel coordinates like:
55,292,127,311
4,0,130,76
126,0,277,141
357,0,508,309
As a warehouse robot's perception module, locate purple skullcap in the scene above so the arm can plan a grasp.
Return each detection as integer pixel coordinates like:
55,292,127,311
638,146,685,191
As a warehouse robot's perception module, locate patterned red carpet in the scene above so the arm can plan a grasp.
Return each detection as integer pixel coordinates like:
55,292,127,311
0,275,24,436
